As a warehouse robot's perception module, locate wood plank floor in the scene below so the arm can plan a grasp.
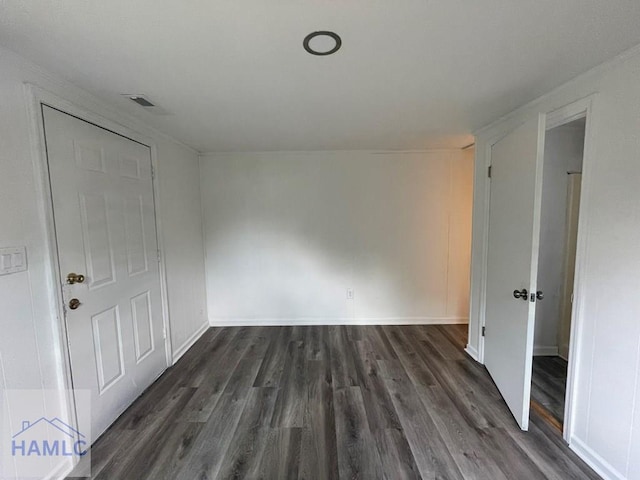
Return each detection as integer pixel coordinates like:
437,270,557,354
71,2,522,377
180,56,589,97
531,356,569,425
68,325,599,479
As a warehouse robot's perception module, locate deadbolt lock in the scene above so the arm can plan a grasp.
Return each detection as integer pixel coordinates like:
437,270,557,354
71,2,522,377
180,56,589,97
67,273,85,284
68,298,81,310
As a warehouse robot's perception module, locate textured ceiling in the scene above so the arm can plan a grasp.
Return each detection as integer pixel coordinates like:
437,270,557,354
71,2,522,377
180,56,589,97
1,1,640,152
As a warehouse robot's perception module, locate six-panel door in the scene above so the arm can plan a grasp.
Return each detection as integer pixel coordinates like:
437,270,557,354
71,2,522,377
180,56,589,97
44,106,167,440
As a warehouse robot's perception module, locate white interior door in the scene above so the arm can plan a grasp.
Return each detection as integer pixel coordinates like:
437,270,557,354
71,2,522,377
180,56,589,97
43,106,167,439
484,114,546,430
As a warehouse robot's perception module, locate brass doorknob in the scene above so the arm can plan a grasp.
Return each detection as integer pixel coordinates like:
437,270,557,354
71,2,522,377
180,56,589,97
68,298,81,310
67,273,85,284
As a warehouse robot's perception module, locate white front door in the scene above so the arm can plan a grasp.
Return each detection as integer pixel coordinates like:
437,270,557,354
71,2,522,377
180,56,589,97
484,114,546,430
43,106,167,439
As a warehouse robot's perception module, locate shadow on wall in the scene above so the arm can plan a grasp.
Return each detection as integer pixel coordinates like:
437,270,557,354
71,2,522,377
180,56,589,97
200,150,473,323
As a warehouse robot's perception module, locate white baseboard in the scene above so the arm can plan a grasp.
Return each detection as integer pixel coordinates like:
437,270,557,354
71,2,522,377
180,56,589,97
208,317,468,327
569,436,625,480
171,322,209,364
44,457,74,480
465,344,480,362
533,345,559,356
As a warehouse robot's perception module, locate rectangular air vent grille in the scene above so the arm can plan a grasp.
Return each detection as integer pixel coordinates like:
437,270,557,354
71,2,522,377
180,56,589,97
127,95,155,107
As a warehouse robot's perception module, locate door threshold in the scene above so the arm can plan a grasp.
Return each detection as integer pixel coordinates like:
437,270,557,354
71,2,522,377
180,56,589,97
530,399,563,435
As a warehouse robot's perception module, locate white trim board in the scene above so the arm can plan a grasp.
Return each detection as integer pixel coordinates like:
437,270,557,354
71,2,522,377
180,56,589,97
465,345,480,362
43,458,74,480
533,346,559,356
569,437,626,480
201,147,468,157
209,317,469,327
171,321,209,364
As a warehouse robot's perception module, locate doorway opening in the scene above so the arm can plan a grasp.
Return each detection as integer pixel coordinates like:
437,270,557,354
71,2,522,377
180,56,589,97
530,116,586,433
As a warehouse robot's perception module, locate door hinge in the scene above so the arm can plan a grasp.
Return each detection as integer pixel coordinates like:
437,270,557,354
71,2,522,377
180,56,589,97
487,165,492,178
482,326,486,337
151,165,156,180
157,249,161,263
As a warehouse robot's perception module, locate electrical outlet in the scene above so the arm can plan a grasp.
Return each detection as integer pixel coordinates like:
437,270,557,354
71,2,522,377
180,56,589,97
346,288,354,300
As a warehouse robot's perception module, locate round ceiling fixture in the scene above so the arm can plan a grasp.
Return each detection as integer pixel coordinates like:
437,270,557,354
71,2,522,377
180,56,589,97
303,31,342,56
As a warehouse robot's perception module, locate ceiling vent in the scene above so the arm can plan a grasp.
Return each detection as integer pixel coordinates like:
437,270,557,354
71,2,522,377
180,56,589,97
127,95,155,107
121,94,171,115
123,94,157,107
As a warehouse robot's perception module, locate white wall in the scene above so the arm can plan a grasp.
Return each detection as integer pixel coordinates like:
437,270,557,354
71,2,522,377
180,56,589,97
200,149,473,326
534,120,585,355
0,46,207,478
468,45,640,480
157,142,208,361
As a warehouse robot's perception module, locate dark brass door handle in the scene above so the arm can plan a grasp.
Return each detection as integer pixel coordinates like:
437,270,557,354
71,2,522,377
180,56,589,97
513,289,528,301
68,298,81,310
536,291,544,300
67,273,85,284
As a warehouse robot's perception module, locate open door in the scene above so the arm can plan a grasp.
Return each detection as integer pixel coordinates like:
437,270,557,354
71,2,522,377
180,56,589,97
484,114,546,430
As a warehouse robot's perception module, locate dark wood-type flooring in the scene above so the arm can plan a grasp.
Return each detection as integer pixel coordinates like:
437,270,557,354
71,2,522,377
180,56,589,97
69,325,598,479
531,356,569,426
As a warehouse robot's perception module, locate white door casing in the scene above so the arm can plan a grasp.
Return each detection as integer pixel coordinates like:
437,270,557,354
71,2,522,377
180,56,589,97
558,173,581,360
43,106,167,439
483,114,546,430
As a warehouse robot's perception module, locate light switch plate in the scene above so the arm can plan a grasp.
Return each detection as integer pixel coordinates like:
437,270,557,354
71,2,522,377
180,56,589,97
0,247,27,275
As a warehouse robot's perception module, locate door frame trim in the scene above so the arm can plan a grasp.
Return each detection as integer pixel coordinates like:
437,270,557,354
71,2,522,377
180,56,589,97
472,94,596,443
23,84,174,454
543,96,596,444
